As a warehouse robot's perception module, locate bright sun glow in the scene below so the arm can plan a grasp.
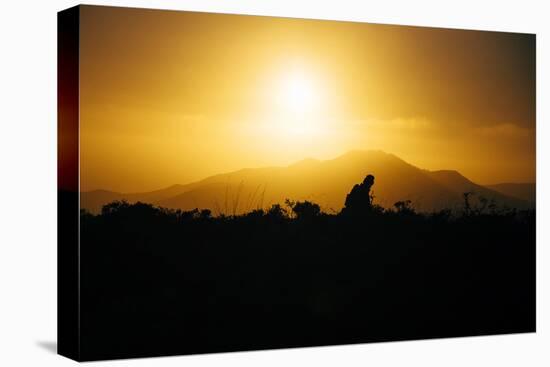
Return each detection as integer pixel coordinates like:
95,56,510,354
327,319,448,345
279,73,318,113
264,70,329,137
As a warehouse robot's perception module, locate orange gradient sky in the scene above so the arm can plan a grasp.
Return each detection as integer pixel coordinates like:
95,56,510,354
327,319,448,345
79,5,535,192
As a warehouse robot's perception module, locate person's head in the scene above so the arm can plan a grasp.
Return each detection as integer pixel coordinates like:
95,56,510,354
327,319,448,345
363,174,375,186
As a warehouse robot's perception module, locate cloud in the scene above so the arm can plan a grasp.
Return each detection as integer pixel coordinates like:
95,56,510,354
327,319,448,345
473,123,534,139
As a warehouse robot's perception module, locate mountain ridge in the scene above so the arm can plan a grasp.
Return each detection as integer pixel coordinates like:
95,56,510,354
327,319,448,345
81,150,531,214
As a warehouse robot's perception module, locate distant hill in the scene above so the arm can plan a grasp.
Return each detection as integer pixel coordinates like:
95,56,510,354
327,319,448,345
485,183,536,204
81,150,532,214
424,170,528,210
80,184,196,214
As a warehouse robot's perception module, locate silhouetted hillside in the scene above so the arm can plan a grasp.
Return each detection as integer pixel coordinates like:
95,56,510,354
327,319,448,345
81,150,531,214
486,183,536,204
425,170,529,210
81,184,195,213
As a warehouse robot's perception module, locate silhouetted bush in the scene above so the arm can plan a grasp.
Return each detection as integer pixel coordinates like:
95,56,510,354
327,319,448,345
394,200,415,215
286,199,321,220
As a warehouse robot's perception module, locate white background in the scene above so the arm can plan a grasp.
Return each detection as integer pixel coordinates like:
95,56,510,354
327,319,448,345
0,0,548,365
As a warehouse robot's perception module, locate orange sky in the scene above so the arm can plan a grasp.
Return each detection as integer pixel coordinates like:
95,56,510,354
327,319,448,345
78,5,535,192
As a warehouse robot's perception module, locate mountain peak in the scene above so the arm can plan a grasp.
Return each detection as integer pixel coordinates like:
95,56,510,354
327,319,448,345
338,149,389,158
289,157,321,168
332,150,410,169
81,150,532,214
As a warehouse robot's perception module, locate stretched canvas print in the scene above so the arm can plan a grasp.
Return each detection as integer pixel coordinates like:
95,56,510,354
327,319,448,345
58,5,536,361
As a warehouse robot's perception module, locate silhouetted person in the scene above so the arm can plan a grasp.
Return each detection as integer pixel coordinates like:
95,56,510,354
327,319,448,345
342,174,375,216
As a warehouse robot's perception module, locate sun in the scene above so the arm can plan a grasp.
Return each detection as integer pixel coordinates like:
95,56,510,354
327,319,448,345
281,74,316,112
257,66,332,140
277,72,319,115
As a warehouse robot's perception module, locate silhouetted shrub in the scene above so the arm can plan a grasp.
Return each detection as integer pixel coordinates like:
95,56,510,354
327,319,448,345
266,204,288,220
394,200,415,215
286,200,321,220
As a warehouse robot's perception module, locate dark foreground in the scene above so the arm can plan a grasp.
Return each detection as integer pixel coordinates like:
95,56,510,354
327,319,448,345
77,201,535,361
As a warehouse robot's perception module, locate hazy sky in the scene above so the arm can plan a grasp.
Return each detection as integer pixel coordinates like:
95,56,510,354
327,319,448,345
79,5,535,192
